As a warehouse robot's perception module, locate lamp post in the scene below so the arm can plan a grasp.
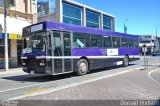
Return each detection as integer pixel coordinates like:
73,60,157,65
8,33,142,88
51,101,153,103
124,19,128,34
4,0,9,71
155,25,160,51
156,25,160,37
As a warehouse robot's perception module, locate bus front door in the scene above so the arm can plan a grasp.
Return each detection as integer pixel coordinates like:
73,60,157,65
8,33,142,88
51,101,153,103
52,31,72,74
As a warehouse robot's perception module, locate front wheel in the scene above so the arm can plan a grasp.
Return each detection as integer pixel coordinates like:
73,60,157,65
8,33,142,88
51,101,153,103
123,56,129,67
76,59,88,76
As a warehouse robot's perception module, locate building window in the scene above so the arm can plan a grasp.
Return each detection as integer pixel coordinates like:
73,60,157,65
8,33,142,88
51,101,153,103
63,2,82,25
103,15,112,31
86,10,100,28
37,0,55,17
0,0,3,8
0,39,11,58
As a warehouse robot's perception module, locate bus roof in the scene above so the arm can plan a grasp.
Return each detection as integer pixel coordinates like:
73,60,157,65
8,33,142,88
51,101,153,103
23,21,139,39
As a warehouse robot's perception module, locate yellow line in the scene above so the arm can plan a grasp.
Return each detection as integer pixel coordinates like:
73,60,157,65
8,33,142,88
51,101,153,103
80,76,92,82
24,88,48,95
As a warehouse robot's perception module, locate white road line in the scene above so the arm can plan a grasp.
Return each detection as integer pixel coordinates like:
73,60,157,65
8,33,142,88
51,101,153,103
148,68,160,85
9,67,142,100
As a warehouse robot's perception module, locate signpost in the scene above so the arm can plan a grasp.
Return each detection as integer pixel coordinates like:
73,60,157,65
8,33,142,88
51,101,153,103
142,44,148,70
4,0,9,71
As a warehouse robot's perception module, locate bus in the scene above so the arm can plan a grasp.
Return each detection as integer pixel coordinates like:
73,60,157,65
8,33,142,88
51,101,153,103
21,21,140,75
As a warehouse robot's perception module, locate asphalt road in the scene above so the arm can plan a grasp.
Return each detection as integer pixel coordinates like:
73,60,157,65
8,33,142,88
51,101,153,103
0,56,159,104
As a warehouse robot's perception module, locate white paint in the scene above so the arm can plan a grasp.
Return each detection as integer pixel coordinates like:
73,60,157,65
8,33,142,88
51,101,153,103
36,55,140,59
148,68,160,85
117,61,123,65
107,49,118,56
21,57,27,59
9,67,143,100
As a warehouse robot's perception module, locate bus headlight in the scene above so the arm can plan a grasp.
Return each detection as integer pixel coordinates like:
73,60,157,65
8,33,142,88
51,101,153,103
21,60,26,66
39,63,45,66
39,60,45,66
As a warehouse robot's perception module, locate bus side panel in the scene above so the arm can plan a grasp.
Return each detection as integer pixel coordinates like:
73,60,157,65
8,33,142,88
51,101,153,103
73,59,79,72
89,58,123,70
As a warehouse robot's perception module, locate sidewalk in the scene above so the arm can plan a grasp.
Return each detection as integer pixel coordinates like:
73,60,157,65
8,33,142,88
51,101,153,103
0,67,22,75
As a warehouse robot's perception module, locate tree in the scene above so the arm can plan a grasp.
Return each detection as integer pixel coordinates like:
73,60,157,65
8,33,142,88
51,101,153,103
7,0,15,9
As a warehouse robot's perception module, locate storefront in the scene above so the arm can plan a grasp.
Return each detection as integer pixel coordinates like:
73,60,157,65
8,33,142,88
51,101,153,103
0,13,31,68
0,33,22,68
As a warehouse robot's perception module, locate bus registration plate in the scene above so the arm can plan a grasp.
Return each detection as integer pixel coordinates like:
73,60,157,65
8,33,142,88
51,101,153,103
30,71,35,74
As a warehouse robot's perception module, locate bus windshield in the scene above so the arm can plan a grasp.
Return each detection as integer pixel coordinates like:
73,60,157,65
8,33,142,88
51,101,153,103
23,32,46,53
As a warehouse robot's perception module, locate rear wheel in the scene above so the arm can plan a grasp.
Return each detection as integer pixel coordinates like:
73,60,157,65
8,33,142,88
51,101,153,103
123,56,129,67
76,59,88,75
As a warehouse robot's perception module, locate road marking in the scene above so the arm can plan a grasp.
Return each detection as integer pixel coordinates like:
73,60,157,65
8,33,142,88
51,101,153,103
0,82,51,93
9,67,142,100
148,68,160,85
24,88,48,95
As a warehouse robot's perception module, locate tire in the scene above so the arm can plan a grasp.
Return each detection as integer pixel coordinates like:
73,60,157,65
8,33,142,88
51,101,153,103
76,59,88,76
123,56,129,67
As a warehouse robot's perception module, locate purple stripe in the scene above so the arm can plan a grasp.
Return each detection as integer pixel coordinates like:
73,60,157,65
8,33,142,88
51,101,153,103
46,21,139,39
72,48,140,56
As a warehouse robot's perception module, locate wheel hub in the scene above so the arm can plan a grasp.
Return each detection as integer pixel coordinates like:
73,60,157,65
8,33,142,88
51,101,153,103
80,62,87,73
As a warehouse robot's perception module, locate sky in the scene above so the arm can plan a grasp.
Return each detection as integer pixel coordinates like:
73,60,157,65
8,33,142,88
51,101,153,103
75,0,160,36
38,0,160,36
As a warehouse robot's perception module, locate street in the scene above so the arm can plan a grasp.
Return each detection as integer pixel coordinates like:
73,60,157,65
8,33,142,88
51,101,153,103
0,56,160,106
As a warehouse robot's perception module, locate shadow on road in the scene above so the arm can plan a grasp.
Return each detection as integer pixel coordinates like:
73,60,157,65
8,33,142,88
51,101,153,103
2,64,135,83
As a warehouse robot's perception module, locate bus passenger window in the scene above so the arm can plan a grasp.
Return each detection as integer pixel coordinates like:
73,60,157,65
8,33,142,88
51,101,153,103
91,34,102,48
133,40,139,48
128,39,134,48
73,32,90,48
112,37,120,48
103,36,112,48
121,38,128,48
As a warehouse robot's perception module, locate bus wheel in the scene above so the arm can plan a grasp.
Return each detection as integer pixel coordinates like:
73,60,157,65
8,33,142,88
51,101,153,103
123,56,129,67
77,59,88,75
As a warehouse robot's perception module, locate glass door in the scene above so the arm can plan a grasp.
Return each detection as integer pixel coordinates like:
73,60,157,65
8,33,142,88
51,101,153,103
52,31,72,74
53,32,62,73
63,32,72,72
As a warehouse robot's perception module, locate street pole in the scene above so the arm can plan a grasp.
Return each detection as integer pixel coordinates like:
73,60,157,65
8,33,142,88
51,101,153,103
4,0,9,71
155,25,160,51
124,19,128,34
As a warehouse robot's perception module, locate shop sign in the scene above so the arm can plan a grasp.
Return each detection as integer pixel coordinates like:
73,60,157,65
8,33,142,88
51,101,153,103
10,33,22,39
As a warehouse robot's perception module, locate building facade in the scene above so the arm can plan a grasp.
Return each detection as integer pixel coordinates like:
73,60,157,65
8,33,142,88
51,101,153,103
139,35,160,55
0,0,37,68
37,0,115,31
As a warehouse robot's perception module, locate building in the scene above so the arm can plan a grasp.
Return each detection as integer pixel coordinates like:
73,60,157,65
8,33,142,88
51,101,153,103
37,0,115,31
0,0,37,68
139,35,160,55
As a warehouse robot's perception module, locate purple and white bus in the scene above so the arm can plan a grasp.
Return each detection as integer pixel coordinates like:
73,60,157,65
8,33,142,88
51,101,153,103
21,21,140,75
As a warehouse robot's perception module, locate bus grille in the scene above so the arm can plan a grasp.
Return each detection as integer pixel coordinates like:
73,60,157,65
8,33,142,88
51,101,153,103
27,58,37,66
